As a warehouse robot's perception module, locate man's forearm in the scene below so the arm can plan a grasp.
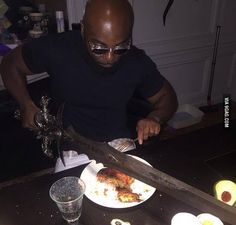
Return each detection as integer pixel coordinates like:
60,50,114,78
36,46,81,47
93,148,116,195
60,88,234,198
147,96,178,125
1,60,33,108
0,47,41,129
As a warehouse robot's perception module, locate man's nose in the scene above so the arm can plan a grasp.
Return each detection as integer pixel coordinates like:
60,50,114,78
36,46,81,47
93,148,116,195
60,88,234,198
105,51,115,63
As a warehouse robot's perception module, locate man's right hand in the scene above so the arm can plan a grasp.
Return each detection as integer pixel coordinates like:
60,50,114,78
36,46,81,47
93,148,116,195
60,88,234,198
20,102,41,130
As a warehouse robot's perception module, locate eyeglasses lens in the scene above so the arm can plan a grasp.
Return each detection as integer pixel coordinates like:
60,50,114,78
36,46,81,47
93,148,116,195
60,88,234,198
91,48,129,55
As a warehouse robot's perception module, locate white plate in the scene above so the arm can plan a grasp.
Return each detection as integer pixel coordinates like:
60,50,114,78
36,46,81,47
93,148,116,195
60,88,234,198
80,155,156,208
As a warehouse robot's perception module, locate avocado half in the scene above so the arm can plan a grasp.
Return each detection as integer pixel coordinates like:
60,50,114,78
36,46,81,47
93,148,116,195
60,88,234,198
214,180,236,206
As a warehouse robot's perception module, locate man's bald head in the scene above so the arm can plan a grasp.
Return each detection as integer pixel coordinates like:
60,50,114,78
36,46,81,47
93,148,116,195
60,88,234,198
82,0,134,39
81,0,134,68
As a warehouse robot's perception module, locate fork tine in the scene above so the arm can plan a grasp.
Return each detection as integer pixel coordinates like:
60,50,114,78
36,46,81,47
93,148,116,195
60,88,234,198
117,141,135,152
116,143,129,152
110,138,137,152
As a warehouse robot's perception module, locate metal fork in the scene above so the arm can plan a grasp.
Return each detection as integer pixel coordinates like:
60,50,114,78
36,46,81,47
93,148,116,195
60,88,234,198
116,138,138,152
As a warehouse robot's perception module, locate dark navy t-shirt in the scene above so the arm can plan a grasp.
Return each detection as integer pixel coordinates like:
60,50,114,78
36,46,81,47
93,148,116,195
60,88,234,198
22,31,164,141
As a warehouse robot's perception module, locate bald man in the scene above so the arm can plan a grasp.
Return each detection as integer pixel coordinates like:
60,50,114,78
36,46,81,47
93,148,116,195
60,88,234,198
0,0,177,171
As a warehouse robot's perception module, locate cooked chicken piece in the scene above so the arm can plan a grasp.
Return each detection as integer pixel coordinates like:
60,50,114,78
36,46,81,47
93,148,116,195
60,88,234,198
97,167,134,190
116,188,141,202
97,167,141,203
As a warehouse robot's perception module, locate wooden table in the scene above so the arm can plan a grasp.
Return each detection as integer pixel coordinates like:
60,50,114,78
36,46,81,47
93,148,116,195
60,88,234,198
0,124,235,225
0,163,202,225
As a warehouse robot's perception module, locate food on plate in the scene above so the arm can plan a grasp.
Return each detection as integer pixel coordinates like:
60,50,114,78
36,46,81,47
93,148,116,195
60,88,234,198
97,167,134,190
214,180,236,206
116,187,141,202
97,167,140,202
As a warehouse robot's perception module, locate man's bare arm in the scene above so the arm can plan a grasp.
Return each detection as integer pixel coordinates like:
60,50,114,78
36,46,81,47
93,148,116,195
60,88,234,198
136,80,178,144
147,80,178,124
0,45,40,129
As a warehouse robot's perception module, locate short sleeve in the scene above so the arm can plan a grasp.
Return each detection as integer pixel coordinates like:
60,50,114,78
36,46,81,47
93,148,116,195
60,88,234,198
135,54,165,98
21,36,52,74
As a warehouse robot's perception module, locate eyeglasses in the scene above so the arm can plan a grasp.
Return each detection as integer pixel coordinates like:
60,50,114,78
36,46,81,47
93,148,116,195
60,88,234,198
88,40,131,56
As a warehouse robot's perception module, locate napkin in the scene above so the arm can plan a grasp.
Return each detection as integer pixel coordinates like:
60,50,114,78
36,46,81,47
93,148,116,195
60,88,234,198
55,150,91,173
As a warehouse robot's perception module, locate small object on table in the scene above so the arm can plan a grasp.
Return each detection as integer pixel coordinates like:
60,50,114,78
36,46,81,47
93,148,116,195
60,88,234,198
110,219,131,225
214,180,236,206
197,213,224,225
49,176,86,224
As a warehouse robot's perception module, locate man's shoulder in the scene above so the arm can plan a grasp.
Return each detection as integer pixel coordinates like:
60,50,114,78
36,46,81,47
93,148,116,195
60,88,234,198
129,45,145,57
127,45,156,68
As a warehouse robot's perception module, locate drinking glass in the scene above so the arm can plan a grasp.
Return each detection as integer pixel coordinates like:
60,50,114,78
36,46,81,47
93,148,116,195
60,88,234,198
49,176,86,224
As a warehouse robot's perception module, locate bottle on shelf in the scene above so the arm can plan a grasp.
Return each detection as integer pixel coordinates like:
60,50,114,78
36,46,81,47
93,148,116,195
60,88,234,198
55,11,65,33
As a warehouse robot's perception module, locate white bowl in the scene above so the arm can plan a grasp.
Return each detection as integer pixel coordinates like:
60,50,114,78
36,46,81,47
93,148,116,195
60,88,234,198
171,212,201,225
197,213,224,225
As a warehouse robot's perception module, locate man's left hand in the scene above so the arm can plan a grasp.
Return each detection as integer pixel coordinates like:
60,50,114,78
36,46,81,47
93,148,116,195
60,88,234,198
136,118,161,145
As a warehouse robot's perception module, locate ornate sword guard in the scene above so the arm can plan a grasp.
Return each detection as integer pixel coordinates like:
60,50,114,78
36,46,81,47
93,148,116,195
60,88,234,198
15,96,63,158
34,96,63,158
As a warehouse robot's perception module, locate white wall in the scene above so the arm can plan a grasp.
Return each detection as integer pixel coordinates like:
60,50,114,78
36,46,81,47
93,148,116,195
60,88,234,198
66,0,236,106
